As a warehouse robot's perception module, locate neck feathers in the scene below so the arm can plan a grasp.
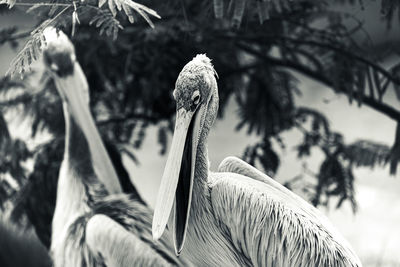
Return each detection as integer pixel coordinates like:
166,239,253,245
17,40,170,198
192,91,218,199
51,103,107,267
63,104,107,197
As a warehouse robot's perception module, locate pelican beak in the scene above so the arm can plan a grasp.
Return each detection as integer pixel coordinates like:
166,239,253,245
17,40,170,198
52,63,89,116
50,63,123,194
153,104,204,255
48,58,94,136
42,26,91,137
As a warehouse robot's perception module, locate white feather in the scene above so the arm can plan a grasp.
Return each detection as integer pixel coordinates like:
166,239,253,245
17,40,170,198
86,214,174,267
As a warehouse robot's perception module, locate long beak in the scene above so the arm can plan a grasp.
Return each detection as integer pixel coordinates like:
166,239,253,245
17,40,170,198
52,63,123,194
153,105,203,254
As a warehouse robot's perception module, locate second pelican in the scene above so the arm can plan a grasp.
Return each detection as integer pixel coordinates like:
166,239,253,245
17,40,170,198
152,54,362,267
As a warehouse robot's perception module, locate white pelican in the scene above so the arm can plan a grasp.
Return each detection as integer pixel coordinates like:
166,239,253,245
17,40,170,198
10,126,145,250
42,28,192,267
152,54,362,266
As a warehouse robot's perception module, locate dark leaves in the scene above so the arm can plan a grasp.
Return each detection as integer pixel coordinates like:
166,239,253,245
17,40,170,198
0,120,31,209
89,9,123,41
0,123,31,191
295,106,393,210
0,0,399,219
0,26,19,48
10,139,63,247
389,123,400,175
243,137,280,176
236,68,297,137
212,0,302,26
313,156,357,213
157,125,169,155
344,140,390,168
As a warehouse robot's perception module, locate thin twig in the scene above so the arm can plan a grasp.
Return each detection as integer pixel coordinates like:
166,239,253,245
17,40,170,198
14,2,70,6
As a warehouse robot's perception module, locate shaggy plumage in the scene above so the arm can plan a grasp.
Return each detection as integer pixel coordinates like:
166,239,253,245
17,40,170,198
154,54,362,267
63,194,184,267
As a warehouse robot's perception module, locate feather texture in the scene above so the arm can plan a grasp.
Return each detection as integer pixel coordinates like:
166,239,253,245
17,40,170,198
86,215,172,267
64,194,191,267
209,171,361,267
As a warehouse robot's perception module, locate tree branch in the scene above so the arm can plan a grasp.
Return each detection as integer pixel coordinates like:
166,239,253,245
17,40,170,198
236,42,400,122
97,112,159,126
218,32,400,85
4,31,31,43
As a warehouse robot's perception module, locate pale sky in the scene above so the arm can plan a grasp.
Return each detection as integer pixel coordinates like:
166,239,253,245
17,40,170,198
1,1,400,266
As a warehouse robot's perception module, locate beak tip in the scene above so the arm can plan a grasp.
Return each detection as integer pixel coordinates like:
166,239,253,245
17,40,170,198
174,246,183,256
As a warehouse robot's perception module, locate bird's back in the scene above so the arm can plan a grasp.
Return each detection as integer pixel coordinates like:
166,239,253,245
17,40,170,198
209,171,362,267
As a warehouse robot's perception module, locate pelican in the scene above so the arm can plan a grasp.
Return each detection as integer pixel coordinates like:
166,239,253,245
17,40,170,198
152,54,362,266
10,130,145,250
42,27,192,267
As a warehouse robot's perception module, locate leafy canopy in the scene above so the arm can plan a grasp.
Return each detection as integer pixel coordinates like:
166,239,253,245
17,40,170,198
0,0,399,222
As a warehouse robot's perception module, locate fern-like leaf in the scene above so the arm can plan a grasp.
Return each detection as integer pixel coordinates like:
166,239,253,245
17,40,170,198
99,0,160,28
6,30,44,78
213,0,223,18
5,1,159,75
89,9,123,40
389,123,400,175
296,107,331,135
6,3,71,78
314,155,357,212
257,1,271,23
26,3,48,14
231,0,247,28
120,146,139,165
344,140,391,168
157,125,168,155
390,63,400,100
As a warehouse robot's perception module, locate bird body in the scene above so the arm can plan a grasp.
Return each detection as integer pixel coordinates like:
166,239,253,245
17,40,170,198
50,111,105,266
176,171,252,267
167,146,360,267
43,28,191,267
153,54,362,267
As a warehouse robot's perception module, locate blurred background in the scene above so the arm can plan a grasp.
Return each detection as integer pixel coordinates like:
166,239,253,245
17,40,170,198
1,0,400,266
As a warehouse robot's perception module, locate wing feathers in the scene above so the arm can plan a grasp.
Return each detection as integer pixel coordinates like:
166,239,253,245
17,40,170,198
86,214,173,267
210,173,362,267
66,194,192,266
90,194,185,265
218,156,270,184
218,157,354,245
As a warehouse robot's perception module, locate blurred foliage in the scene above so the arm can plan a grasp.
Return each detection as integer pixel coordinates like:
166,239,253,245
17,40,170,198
10,139,62,248
0,215,51,267
0,0,399,243
0,109,30,210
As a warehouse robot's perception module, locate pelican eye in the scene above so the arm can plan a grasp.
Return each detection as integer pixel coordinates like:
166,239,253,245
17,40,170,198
192,91,200,105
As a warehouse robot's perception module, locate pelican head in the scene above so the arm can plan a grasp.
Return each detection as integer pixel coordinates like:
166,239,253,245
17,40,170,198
153,54,218,254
